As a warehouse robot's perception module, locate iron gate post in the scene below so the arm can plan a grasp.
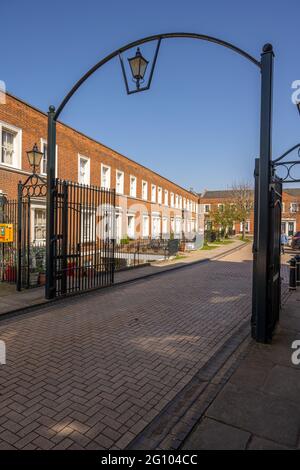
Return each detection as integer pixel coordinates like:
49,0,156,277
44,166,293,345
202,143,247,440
0,193,6,223
296,255,300,287
251,158,259,337
289,257,297,290
17,182,22,291
252,44,274,343
61,181,68,295
46,106,57,299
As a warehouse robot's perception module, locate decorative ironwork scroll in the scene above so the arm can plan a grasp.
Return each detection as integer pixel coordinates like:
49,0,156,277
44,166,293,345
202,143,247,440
272,144,300,183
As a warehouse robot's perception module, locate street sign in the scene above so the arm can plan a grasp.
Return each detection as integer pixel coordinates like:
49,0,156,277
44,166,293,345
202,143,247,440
0,224,13,243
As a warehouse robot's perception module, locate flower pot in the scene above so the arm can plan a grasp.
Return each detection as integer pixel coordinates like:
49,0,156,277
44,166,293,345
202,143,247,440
67,262,76,277
38,273,46,285
5,266,16,282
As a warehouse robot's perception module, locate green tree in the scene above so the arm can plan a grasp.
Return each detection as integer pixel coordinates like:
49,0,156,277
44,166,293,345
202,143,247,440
210,203,237,238
229,182,253,240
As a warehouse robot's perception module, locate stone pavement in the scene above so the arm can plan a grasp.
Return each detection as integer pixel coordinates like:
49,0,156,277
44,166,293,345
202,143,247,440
0,243,252,450
0,285,46,316
115,239,245,283
0,239,245,317
182,288,300,450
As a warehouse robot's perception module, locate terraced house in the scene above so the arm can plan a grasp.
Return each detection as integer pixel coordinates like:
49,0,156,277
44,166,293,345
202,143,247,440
199,188,300,237
0,92,200,244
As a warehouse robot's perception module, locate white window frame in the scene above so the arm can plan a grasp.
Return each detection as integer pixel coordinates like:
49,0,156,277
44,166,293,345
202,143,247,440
240,221,250,233
157,187,162,205
142,180,148,201
30,203,46,243
175,194,179,209
204,204,211,213
164,189,168,206
40,139,58,176
116,170,124,195
101,164,111,189
290,202,298,213
170,192,174,208
282,220,296,237
218,203,224,212
130,175,137,198
81,207,96,242
0,121,22,169
151,184,156,203
78,154,90,185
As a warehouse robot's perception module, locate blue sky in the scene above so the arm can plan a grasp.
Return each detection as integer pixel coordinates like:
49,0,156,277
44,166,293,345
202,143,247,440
1,0,300,191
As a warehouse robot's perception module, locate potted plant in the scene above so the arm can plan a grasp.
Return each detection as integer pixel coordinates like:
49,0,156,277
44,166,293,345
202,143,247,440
38,269,46,285
5,263,17,282
29,244,46,287
2,247,17,282
67,261,76,277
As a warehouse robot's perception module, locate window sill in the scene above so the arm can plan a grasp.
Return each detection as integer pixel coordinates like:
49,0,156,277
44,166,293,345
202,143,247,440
0,162,21,170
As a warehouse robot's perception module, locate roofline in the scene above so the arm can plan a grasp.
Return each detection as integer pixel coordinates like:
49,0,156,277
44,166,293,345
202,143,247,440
199,188,300,199
5,91,198,199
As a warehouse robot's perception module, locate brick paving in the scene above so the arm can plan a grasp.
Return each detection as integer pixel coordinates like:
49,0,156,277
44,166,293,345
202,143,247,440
0,239,244,317
0,244,252,450
182,289,300,450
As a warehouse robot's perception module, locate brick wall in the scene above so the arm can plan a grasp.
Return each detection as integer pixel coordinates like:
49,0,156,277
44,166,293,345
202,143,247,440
200,190,300,236
0,93,200,239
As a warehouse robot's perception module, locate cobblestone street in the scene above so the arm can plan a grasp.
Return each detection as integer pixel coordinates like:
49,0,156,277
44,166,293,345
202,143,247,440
0,244,253,450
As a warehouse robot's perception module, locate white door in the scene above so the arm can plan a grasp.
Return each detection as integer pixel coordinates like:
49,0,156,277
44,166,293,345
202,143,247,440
127,215,135,239
115,214,122,241
162,217,168,237
142,215,149,238
152,216,160,238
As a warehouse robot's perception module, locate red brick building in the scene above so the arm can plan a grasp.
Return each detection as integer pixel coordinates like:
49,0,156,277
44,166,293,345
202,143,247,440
199,189,300,237
0,93,200,243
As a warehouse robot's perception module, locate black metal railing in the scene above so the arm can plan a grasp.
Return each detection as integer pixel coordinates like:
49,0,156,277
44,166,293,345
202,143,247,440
114,238,180,270
54,179,116,297
0,199,18,283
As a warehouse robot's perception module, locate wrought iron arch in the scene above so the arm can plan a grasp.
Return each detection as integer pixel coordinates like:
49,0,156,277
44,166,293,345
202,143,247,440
272,143,300,183
53,32,261,120
46,32,276,346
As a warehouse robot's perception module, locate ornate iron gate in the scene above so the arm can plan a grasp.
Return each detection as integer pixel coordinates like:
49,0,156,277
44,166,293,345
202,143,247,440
252,159,282,342
53,179,116,297
0,197,18,283
267,177,282,334
17,174,47,290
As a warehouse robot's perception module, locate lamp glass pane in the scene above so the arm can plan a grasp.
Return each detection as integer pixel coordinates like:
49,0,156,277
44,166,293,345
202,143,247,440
129,57,141,79
34,151,43,167
27,149,43,168
139,58,148,79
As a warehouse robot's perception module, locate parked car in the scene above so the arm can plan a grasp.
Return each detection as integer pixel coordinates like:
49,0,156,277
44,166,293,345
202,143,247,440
291,231,300,250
